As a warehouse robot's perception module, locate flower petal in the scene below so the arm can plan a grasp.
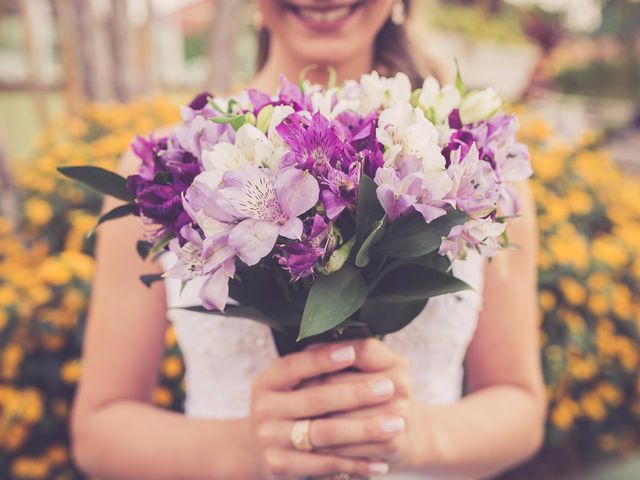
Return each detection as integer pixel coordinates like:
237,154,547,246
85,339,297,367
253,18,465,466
275,168,320,218
279,217,304,240
228,219,280,266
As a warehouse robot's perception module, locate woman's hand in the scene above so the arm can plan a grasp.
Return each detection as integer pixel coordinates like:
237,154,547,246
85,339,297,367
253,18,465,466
301,339,419,472
248,340,406,479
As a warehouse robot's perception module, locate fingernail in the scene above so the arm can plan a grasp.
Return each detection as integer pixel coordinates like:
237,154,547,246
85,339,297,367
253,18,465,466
330,345,356,364
380,416,406,433
369,462,389,475
372,378,395,397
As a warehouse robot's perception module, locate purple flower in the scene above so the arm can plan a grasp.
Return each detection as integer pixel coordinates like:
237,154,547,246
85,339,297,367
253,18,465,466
277,214,331,281
374,168,422,221
446,144,500,218
277,112,346,176
216,165,320,266
337,111,384,177
127,135,202,239
166,224,236,311
320,165,360,220
439,218,506,260
277,75,313,111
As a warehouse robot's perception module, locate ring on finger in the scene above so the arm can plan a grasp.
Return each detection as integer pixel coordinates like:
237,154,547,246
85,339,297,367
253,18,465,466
290,419,313,451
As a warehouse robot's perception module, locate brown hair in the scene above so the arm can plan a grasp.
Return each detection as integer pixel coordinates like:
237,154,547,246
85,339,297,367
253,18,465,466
255,0,428,89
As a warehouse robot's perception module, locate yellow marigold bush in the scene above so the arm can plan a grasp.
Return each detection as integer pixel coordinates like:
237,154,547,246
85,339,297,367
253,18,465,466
0,99,638,479
0,98,184,479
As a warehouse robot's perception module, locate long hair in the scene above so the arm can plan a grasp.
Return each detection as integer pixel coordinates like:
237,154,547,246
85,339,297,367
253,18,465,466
255,0,428,89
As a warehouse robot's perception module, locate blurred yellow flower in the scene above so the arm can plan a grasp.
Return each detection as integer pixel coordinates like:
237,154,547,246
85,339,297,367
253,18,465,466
61,360,82,384
153,387,173,407
551,398,580,430
592,237,628,269
37,257,73,286
1,344,23,380
161,356,183,379
559,277,587,306
24,197,54,227
10,456,50,479
581,392,607,422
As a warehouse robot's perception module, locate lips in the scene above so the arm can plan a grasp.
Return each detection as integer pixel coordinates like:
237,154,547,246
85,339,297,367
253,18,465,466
285,1,365,26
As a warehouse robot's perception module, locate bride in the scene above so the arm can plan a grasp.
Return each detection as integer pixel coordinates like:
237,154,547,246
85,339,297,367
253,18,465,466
70,1,546,478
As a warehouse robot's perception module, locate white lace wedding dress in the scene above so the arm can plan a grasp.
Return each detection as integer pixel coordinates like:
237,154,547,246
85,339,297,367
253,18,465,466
162,252,485,479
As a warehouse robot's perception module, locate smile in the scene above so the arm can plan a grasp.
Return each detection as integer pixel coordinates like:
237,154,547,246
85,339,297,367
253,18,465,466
285,1,365,26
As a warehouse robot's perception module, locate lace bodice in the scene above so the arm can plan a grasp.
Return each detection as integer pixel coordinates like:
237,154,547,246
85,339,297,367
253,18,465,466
162,253,485,479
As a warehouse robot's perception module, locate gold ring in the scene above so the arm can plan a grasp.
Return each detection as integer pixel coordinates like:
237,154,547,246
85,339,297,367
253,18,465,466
290,419,313,451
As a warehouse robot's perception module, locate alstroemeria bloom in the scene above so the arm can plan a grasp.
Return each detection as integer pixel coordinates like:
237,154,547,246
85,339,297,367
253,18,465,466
355,71,412,115
277,214,331,281
419,77,462,124
377,102,444,172
277,112,346,176
321,165,360,220
199,123,281,189
469,114,531,216
446,144,500,218
166,224,236,311
374,167,422,221
459,88,502,125
217,165,320,266
439,218,506,260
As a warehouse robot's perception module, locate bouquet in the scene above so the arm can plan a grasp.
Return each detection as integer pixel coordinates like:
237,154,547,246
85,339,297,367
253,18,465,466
60,70,532,355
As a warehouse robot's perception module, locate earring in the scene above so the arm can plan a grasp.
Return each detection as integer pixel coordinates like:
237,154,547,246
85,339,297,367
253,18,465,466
391,0,406,26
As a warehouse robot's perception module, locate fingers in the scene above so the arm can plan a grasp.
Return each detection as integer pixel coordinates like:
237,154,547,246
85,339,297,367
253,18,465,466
319,440,402,460
256,343,357,391
307,365,413,398
255,376,396,419
258,415,406,449
307,338,408,373
263,449,389,478
350,338,410,373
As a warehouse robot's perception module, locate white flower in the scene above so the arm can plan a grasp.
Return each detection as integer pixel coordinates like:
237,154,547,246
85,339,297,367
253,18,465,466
418,77,462,124
353,71,413,115
200,124,277,187
377,102,444,172
310,87,359,119
459,88,502,125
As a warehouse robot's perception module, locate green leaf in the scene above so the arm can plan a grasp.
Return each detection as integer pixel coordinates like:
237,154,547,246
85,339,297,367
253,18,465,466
360,297,428,336
355,215,387,268
369,264,471,303
88,203,136,237
298,265,368,341
375,211,467,259
355,174,385,244
455,58,466,96
58,166,134,202
136,240,153,260
150,234,175,255
211,114,247,131
140,273,164,288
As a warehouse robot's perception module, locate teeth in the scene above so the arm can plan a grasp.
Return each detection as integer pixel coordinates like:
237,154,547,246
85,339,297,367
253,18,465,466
298,6,352,23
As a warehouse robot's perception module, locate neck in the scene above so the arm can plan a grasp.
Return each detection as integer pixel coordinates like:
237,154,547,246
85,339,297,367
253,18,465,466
250,36,375,92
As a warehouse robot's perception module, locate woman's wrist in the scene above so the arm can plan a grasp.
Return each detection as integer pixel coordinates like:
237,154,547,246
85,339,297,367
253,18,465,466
405,403,449,473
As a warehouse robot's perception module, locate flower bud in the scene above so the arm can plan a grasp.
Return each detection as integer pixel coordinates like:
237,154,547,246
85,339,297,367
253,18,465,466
459,88,502,125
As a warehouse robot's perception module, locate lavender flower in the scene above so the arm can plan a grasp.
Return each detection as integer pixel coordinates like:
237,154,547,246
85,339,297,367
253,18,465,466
277,214,331,281
216,165,320,266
